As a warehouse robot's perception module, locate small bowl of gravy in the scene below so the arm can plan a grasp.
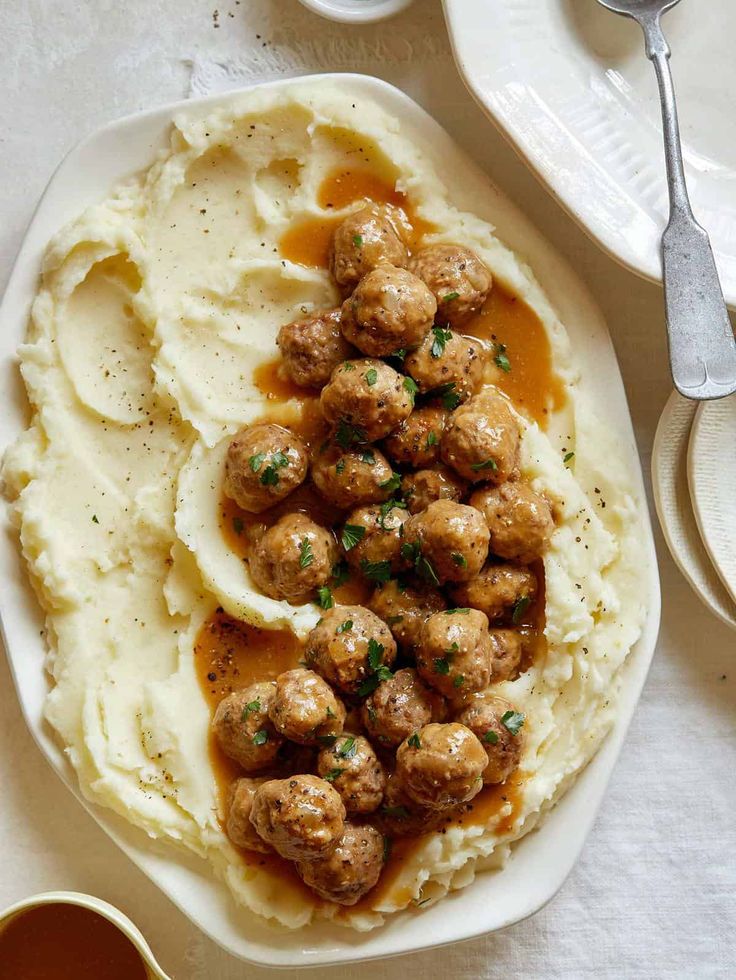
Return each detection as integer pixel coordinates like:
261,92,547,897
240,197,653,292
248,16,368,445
0,891,170,980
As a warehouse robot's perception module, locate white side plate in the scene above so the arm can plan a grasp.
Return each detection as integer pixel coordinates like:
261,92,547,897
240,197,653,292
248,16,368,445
0,74,660,967
443,0,736,306
652,392,736,630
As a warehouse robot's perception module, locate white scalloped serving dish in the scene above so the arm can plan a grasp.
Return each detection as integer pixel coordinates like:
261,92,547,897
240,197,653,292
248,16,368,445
0,74,659,967
443,0,736,306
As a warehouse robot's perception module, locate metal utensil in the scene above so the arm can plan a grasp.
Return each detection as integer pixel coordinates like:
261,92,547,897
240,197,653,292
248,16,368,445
595,0,736,400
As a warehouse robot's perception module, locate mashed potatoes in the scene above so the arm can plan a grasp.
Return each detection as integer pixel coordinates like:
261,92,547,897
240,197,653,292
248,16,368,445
1,80,648,930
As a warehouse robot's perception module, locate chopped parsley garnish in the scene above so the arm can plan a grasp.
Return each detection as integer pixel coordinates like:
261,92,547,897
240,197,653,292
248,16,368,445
501,710,525,735
331,560,350,587
433,656,451,676
442,291,460,303
379,472,402,494
335,419,366,448
512,595,531,624
407,732,421,749
483,730,500,745
360,558,393,583
451,552,467,568
241,699,261,721
326,706,336,719
335,619,353,635
400,541,421,563
494,342,511,373
249,452,266,473
91,514,99,524
232,515,244,536
335,459,346,475
341,523,366,551
564,451,575,464
426,430,438,449
299,537,314,568
341,361,356,372
444,607,470,615
336,736,357,759
357,665,393,696
252,729,269,746
259,449,290,487
403,376,419,404
453,674,465,689
378,497,401,530
367,639,385,670
365,368,378,386
416,554,439,586
392,348,407,361
434,381,461,410
323,767,345,782
470,457,498,473
430,325,452,358
353,234,363,247
360,449,376,466
316,586,334,610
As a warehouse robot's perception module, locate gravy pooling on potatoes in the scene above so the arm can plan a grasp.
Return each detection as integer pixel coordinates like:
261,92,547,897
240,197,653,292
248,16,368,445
208,180,558,909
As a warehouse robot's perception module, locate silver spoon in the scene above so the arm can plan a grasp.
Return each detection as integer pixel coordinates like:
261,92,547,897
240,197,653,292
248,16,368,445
595,0,736,400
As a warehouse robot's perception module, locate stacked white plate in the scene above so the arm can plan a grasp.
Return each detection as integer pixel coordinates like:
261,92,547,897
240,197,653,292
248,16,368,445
653,393,736,629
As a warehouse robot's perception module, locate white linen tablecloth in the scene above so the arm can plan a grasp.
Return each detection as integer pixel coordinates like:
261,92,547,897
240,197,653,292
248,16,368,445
1,2,734,977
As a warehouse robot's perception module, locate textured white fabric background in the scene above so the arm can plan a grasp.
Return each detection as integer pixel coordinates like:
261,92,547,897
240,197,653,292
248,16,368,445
1,1,734,978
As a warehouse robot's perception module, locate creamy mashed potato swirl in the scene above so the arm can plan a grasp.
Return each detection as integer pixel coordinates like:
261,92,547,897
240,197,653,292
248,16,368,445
1,81,648,930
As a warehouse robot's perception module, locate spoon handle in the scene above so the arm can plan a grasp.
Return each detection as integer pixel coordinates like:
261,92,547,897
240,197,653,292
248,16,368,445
643,15,736,399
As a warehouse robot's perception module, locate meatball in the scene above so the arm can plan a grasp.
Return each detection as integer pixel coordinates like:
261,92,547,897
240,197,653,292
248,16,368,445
225,778,270,852
441,390,521,484
395,722,486,810
410,244,492,327
382,406,447,469
316,734,386,814
212,682,283,772
342,503,409,574
449,562,538,622
268,668,346,744
401,499,489,585
320,359,413,443
361,667,446,748
248,513,337,602
470,482,554,563
401,464,467,516
340,265,436,358
223,423,308,514
250,774,346,861
404,330,484,402
376,776,462,837
489,628,523,683
277,308,356,389
295,822,384,905
368,579,447,653
311,440,394,509
304,605,397,697
331,203,409,290
455,695,525,785
416,609,494,698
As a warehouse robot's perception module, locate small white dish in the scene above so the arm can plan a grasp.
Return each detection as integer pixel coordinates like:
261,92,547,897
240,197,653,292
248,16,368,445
0,74,659,966
0,891,170,979
297,0,413,24
443,0,736,306
652,392,736,630
687,397,736,606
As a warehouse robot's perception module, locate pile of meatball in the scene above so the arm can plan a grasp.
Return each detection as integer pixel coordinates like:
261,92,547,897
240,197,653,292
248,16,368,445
216,202,556,907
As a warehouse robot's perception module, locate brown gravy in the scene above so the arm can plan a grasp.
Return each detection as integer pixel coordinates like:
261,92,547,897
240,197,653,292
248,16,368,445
0,903,149,980
203,164,561,910
466,286,566,427
279,167,436,270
